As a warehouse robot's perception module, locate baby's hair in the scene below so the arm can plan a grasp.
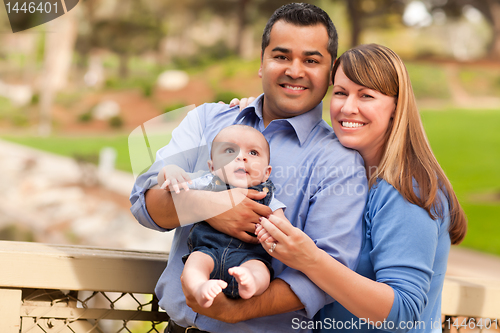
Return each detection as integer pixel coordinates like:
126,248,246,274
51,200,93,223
211,125,271,163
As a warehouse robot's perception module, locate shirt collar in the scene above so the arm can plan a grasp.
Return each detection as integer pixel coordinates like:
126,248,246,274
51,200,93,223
234,94,324,146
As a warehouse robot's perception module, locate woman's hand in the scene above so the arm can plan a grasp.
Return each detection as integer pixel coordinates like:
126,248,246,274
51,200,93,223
218,97,256,109
255,214,320,272
230,97,255,109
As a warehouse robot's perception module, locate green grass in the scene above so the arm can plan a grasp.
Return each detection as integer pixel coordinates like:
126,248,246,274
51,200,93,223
2,108,499,255
1,135,134,173
420,108,500,255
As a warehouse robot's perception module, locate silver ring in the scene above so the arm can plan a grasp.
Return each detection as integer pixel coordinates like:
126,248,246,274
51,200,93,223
269,242,277,253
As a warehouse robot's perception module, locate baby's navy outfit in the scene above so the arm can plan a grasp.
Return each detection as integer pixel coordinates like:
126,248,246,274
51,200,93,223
182,174,284,298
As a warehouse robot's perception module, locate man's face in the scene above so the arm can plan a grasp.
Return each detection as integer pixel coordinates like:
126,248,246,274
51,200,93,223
259,20,332,124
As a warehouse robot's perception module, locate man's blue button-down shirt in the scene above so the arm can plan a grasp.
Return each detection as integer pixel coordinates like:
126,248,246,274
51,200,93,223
130,94,367,333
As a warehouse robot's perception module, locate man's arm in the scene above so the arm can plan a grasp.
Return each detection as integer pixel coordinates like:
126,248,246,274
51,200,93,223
145,186,272,242
182,277,303,323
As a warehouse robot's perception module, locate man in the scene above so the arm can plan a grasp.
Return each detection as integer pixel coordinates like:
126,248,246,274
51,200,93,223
130,3,367,332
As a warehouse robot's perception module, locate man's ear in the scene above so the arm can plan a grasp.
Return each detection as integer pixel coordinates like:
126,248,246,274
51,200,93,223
258,52,263,78
329,58,337,86
329,58,338,86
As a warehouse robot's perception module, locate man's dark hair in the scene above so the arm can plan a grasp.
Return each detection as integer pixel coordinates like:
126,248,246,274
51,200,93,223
261,3,338,62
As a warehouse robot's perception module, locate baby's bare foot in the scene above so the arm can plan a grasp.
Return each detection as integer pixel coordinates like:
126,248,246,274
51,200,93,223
228,267,257,299
195,280,227,308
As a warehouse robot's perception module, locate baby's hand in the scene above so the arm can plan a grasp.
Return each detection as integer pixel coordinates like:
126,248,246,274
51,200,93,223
158,165,192,194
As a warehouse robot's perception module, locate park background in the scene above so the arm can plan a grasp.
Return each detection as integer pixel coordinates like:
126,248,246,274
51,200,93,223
0,0,499,258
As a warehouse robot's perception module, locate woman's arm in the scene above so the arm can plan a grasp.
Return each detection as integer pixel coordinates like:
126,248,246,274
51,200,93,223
257,183,440,327
257,215,394,322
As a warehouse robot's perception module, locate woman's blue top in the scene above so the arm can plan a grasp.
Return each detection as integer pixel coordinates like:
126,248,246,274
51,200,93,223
314,180,451,333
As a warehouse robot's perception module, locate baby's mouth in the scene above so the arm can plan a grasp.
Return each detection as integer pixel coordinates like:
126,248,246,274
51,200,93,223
234,168,247,175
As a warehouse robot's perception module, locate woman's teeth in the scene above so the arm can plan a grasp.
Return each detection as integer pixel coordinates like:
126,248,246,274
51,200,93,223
342,121,364,128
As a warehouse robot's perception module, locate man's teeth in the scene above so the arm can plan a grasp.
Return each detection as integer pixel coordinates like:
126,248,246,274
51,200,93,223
342,122,364,128
284,85,305,91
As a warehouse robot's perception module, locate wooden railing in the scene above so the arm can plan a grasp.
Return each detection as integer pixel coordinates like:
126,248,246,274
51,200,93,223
0,241,169,332
1,240,499,332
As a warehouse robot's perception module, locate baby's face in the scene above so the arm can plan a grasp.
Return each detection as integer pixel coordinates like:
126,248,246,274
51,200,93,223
210,127,271,188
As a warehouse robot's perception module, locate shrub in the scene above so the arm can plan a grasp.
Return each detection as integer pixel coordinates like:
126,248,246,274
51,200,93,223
109,115,124,128
214,91,242,104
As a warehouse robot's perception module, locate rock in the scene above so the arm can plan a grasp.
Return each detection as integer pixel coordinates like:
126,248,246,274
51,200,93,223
157,70,189,91
92,100,121,120
0,80,33,106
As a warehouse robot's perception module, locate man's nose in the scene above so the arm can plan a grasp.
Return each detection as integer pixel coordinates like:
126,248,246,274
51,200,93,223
285,59,305,79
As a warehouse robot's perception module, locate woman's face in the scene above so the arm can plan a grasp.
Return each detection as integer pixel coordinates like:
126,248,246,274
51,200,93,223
330,67,396,162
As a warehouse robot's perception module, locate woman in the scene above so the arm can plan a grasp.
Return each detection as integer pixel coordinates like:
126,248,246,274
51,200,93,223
255,44,467,332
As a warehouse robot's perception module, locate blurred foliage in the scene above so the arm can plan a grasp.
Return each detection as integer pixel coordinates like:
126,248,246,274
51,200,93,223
0,97,32,127
0,224,35,242
459,68,500,97
164,102,188,114
172,41,237,70
78,110,93,123
108,115,124,128
214,90,243,104
426,0,500,58
406,63,451,99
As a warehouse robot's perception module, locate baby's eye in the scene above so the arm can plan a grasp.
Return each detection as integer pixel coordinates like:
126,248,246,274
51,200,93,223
249,150,258,156
224,148,235,154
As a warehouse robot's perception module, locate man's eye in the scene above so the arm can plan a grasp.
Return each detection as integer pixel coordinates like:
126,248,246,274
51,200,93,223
224,148,235,153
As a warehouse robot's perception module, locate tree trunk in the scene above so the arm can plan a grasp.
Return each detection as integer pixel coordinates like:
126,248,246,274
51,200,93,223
235,0,250,56
487,0,500,59
38,9,78,137
346,0,362,47
119,54,129,79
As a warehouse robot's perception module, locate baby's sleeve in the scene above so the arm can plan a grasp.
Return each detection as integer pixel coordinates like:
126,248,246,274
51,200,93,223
269,194,286,212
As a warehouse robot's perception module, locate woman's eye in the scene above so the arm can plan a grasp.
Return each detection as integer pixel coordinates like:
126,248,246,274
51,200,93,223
334,91,346,96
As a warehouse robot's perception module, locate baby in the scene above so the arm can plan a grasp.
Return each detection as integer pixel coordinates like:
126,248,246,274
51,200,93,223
158,124,285,308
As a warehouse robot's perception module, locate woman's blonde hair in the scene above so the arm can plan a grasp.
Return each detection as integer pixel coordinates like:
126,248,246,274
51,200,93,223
332,44,467,244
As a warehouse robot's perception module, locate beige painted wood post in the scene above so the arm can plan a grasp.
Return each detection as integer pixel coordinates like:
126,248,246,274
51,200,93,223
0,288,22,333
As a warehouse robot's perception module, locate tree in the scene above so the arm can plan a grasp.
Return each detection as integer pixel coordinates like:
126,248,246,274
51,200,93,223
77,0,164,78
427,0,500,59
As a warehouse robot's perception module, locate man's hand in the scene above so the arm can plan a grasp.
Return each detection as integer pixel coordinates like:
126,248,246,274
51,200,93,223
206,189,271,244
181,274,304,323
